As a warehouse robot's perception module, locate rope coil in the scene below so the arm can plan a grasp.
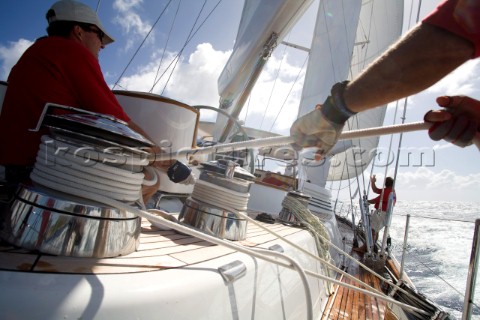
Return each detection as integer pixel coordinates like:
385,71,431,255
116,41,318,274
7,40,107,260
191,179,250,212
31,135,151,202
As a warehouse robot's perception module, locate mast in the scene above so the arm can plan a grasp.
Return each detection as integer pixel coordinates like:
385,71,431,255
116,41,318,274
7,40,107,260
213,0,314,143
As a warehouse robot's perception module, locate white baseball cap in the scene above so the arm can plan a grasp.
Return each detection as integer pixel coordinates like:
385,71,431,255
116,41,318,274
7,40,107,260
47,0,114,45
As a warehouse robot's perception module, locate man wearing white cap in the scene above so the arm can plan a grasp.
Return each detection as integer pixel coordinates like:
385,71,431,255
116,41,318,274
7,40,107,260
0,1,161,200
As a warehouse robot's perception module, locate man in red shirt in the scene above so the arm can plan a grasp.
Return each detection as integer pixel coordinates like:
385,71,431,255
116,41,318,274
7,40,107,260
0,0,160,200
353,176,396,254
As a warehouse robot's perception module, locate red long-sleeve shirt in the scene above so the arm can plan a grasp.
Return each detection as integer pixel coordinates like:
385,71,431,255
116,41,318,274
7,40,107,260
0,36,130,166
423,0,480,58
369,184,396,212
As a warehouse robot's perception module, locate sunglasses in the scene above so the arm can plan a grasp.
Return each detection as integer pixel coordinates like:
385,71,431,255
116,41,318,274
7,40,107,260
87,27,104,43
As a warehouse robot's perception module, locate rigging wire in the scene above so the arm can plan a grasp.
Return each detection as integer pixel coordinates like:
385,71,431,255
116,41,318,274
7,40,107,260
151,0,223,94
375,102,400,212
259,38,289,130
328,0,375,194
334,205,479,312
331,142,350,213
159,0,208,95
243,94,251,124
321,1,337,82
150,0,182,93
268,55,308,132
352,0,375,77
112,0,174,90
395,213,477,225
95,0,101,12
403,244,480,311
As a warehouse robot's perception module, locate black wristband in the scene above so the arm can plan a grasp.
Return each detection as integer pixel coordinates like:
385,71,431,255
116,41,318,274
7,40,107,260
320,81,357,125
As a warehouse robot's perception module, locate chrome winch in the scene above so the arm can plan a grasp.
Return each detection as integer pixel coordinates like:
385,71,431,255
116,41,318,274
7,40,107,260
0,103,154,258
0,184,141,258
178,159,255,241
278,191,311,225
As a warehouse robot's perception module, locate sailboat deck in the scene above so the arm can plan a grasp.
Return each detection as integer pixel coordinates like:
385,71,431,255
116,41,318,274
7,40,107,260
1,215,394,319
0,217,305,274
322,268,388,319
319,218,394,320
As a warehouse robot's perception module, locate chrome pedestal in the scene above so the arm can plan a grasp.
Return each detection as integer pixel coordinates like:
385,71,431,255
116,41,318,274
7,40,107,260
179,197,247,241
178,160,254,241
0,184,140,258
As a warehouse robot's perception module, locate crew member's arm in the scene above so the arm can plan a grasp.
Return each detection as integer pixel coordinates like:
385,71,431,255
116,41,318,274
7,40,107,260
344,23,474,113
370,176,382,194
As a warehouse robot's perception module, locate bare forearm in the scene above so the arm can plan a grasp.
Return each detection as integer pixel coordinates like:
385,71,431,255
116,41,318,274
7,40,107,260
344,23,474,113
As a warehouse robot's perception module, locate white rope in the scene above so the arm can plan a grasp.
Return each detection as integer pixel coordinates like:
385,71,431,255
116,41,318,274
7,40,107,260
280,194,335,294
282,195,330,254
191,180,250,211
32,135,153,202
142,166,159,187
35,153,142,189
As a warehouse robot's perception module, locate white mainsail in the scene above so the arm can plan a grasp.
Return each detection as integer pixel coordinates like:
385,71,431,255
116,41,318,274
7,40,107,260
298,0,404,181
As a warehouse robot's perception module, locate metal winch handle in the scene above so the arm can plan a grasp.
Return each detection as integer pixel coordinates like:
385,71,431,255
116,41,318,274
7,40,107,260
151,121,436,162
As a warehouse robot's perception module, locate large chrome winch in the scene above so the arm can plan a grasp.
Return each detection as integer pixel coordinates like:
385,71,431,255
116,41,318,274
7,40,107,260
179,160,255,241
0,103,154,258
0,184,140,258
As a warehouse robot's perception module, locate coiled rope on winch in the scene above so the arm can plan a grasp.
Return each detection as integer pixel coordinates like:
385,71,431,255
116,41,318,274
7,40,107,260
31,135,154,202
191,179,250,212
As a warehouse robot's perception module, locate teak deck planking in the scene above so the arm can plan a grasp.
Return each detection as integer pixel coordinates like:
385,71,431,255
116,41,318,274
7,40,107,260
0,218,305,274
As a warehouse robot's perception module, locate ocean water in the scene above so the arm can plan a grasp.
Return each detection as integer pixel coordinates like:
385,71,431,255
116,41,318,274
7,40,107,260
386,200,480,319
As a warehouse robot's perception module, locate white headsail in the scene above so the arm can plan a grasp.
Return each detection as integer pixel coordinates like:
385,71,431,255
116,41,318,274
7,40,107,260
298,0,404,181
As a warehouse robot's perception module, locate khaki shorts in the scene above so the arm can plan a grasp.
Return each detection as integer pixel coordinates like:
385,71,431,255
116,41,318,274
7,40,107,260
370,210,387,231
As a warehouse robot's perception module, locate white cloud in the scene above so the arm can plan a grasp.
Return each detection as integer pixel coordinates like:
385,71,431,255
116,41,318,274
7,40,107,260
426,59,480,98
114,43,231,112
396,167,480,201
113,0,154,50
0,39,33,78
113,41,306,133
164,43,230,107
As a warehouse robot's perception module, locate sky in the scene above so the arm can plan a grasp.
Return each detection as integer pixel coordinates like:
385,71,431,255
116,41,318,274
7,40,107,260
0,0,478,202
